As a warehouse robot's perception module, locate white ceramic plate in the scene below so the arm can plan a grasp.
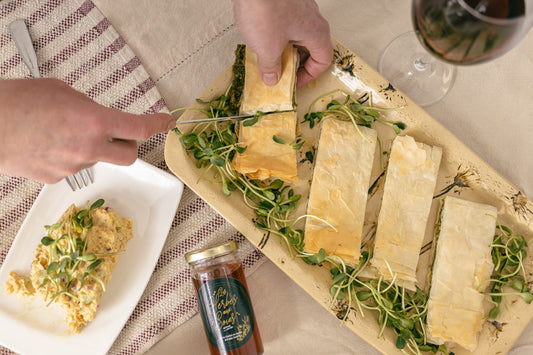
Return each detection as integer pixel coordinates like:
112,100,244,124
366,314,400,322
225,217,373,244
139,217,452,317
0,160,184,355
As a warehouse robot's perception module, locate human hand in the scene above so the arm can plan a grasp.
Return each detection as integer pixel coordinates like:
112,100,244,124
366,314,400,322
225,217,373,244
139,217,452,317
232,0,333,87
0,79,175,183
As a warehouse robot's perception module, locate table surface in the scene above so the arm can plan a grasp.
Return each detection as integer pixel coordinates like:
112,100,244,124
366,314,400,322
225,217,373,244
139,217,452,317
92,0,533,354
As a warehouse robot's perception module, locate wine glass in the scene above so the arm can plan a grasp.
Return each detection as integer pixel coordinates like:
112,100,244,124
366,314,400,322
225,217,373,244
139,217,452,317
378,0,533,107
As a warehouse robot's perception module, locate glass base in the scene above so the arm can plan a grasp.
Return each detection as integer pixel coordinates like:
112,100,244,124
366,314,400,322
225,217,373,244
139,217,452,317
378,31,456,107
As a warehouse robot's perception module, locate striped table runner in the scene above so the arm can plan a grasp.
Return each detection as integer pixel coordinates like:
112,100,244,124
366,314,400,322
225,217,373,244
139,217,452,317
0,0,265,354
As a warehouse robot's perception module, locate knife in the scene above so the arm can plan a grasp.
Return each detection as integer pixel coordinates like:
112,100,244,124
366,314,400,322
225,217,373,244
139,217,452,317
174,114,255,125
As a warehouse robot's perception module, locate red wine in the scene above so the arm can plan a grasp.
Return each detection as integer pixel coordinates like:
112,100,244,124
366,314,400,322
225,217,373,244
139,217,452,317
413,0,526,64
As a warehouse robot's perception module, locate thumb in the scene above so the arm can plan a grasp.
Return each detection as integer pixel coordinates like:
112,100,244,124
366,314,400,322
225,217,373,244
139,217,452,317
256,51,283,86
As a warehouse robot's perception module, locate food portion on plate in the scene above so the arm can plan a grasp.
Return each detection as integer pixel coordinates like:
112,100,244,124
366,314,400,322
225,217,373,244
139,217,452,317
369,135,442,290
427,196,497,351
5,199,133,333
167,42,533,354
304,118,377,265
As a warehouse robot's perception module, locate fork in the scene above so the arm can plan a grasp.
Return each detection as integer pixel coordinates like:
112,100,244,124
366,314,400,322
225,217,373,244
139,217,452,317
8,19,94,191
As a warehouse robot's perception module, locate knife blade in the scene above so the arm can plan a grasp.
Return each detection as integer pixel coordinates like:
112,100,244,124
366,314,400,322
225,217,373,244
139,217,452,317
175,114,255,125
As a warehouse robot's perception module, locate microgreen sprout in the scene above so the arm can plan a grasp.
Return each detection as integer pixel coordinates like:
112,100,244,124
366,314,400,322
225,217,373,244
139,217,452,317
322,251,450,354
486,224,533,318
302,89,405,136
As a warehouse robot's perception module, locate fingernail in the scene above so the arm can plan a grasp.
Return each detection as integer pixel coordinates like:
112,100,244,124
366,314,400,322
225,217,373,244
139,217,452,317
262,73,279,86
167,120,176,131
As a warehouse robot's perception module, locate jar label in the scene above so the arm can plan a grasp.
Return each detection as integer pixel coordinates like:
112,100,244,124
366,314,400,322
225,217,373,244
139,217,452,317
198,277,255,350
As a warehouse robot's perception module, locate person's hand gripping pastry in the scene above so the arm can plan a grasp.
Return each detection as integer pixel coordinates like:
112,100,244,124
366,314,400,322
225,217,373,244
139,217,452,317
232,0,333,87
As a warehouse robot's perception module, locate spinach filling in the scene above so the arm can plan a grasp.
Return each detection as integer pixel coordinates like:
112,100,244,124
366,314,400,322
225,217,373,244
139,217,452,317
227,44,246,115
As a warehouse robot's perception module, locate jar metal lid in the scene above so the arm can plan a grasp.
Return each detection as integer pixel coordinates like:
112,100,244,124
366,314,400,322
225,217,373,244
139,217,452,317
185,241,238,264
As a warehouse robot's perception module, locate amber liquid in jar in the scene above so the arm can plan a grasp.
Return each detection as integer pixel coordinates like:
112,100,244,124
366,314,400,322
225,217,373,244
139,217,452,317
189,247,263,355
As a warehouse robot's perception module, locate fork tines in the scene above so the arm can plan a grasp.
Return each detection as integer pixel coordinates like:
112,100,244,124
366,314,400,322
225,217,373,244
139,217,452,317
65,169,94,191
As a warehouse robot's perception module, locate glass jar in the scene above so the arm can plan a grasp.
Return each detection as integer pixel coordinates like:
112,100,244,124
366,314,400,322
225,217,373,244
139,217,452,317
185,241,263,355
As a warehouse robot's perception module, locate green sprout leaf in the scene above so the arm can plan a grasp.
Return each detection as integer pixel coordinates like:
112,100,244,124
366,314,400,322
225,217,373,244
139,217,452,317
332,272,347,285
182,133,198,144
269,179,283,190
392,124,402,135
330,285,346,300
51,271,69,280
272,135,286,144
242,116,259,127
317,248,326,263
45,223,61,231
79,253,97,262
41,236,54,246
302,249,326,265
521,291,533,304
197,135,206,148
394,122,406,130
222,181,231,196
302,112,323,128
356,291,372,301
70,251,79,261
210,156,226,167
489,305,500,319
396,336,407,349
47,262,60,275
90,199,105,210
509,279,525,292
87,259,103,273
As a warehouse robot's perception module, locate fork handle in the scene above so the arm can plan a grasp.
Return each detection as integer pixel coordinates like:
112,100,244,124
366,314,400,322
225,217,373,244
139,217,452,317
8,19,41,78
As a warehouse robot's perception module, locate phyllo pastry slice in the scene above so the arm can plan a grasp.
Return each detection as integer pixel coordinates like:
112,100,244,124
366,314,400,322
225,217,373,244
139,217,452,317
239,44,298,115
304,118,377,265
232,111,298,182
427,196,497,351
370,135,442,290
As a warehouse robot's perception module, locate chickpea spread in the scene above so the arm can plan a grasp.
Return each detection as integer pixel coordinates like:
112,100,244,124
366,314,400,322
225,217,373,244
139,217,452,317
5,200,133,333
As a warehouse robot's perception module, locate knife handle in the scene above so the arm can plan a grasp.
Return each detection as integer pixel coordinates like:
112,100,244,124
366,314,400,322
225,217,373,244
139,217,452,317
8,19,41,78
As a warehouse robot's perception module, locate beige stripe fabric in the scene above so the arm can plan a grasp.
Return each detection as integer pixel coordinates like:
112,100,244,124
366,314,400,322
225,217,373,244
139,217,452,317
0,0,265,354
